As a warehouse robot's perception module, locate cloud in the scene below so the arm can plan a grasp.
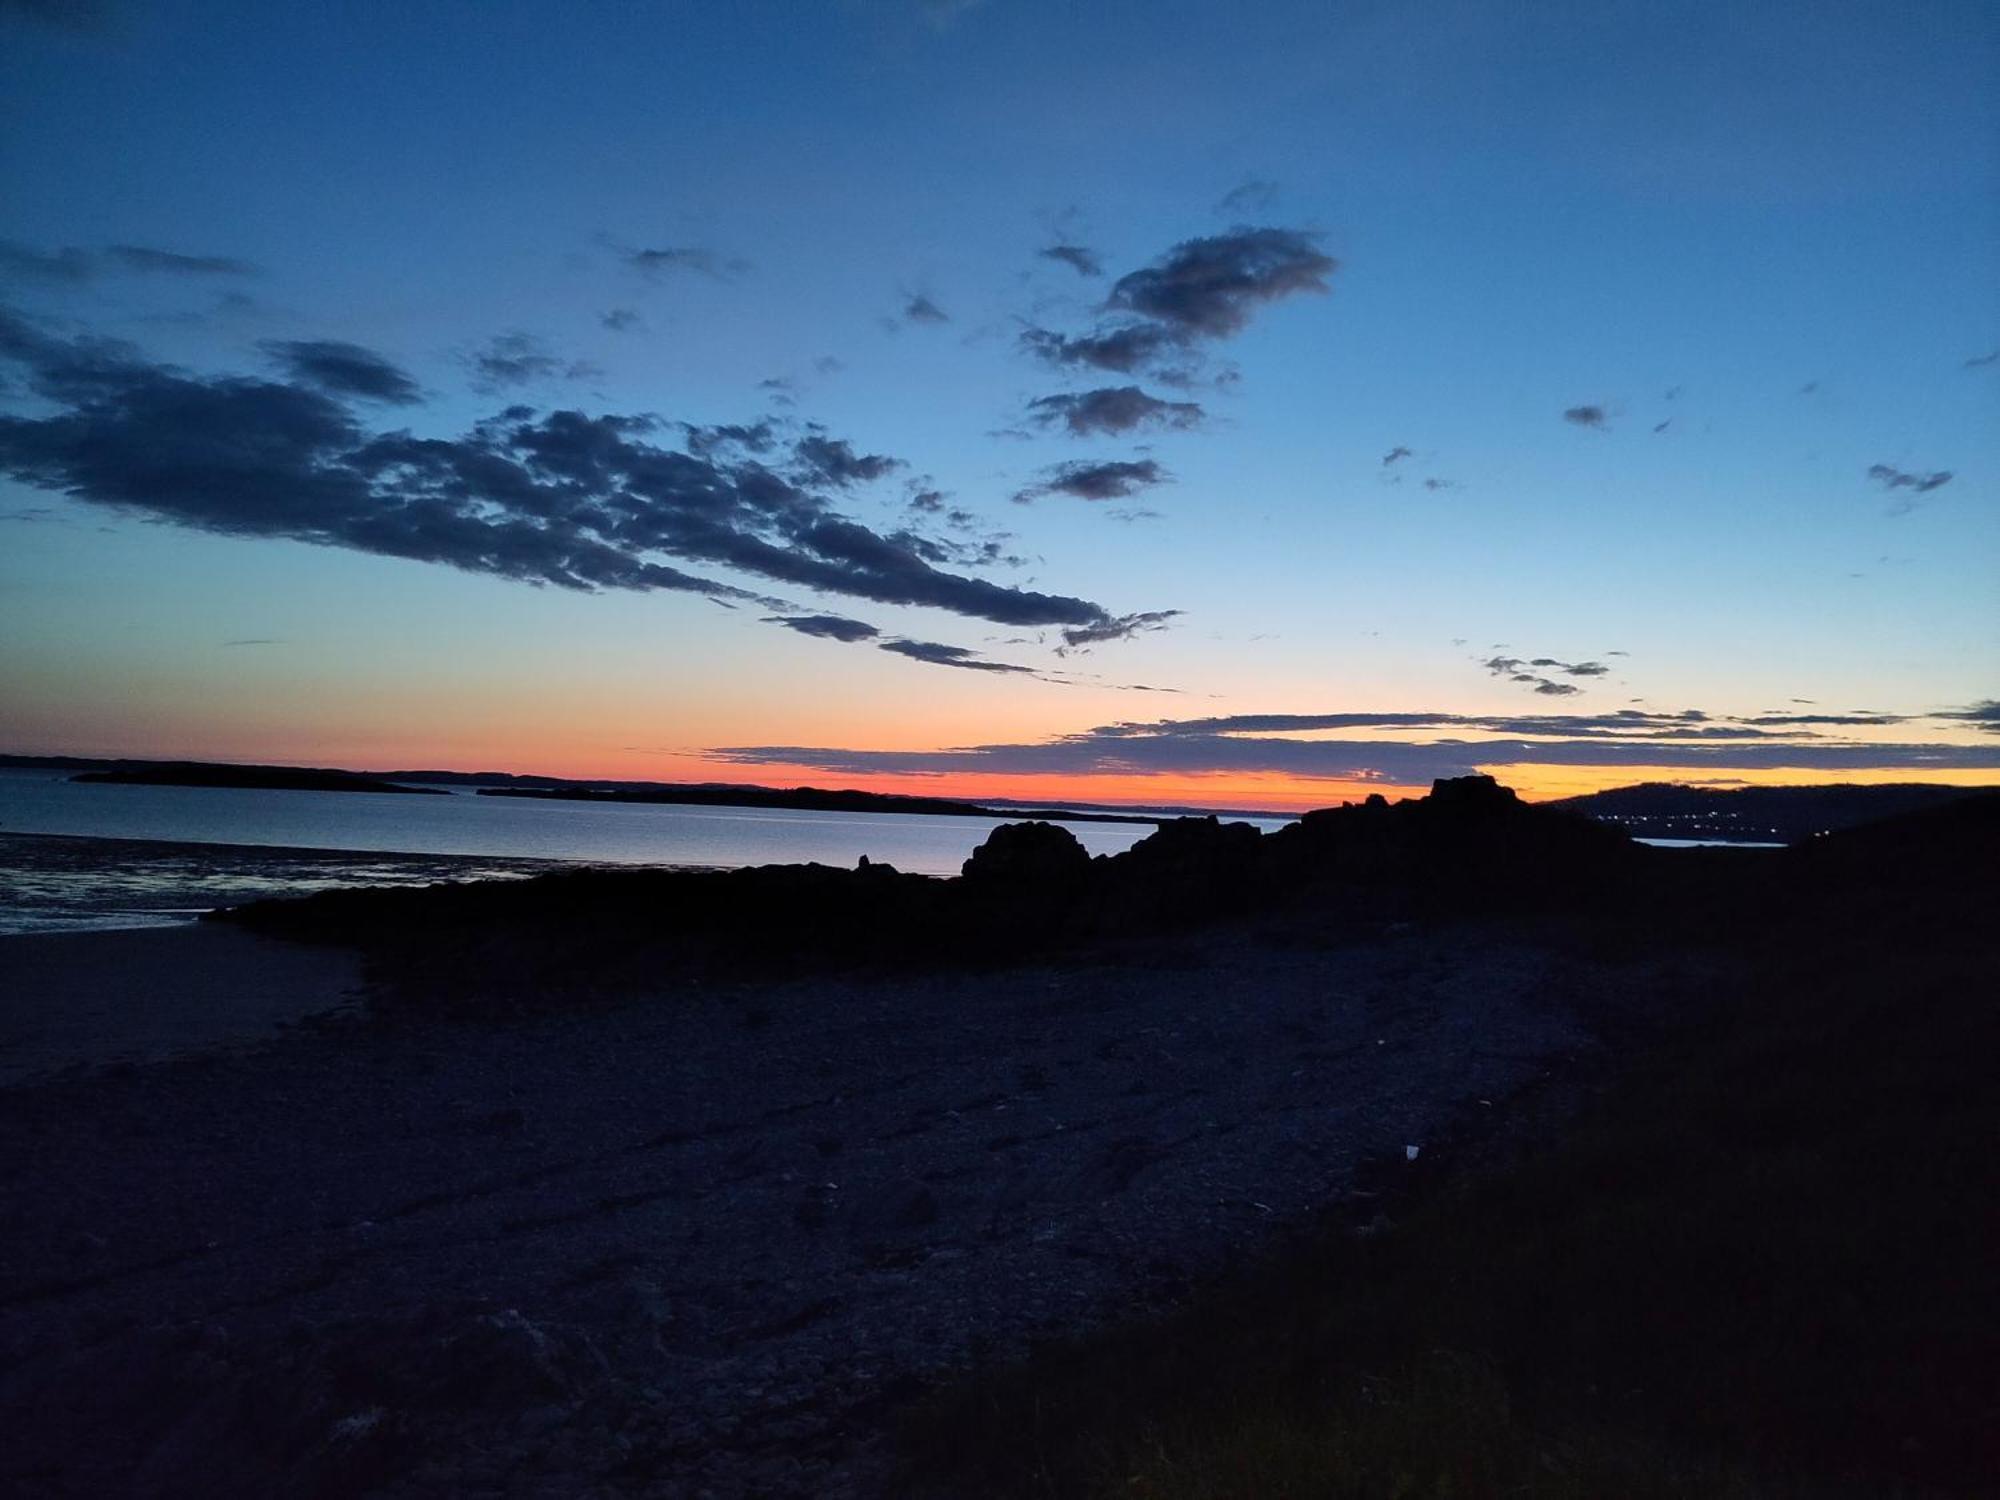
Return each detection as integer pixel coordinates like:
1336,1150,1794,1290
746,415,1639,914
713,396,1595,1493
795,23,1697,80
623,245,743,280
1965,350,1998,369
1039,244,1102,278
710,707,2000,784
600,308,641,333
765,613,880,642
1382,446,1412,467
1421,477,1455,492
261,340,421,405
0,306,1150,632
1027,385,1204,436
1059,609,1183,649
902,293,950,325
104,245,256,276
1019,323,1180,376
792,432,901,487
1563,405,1609,429
468,332,595,392
0,238,253,283
1866,463,1951,493
1015,458,1169,503
880,638,1037,674
1106,227,1334,339
1935,699,2000,734
221,637,278,647
1481,654,1608,697
1216,179,1280,216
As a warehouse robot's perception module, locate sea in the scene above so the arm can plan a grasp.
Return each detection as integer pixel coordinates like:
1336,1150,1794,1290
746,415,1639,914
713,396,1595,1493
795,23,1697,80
0,767,1297,935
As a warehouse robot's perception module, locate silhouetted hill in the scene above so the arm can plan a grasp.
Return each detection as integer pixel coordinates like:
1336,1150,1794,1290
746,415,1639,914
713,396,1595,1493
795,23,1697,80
1555,780,1982,843
72,762,447,795
476,784,1154,824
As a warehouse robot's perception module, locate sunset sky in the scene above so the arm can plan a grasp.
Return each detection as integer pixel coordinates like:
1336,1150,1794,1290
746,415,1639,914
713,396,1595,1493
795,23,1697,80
2,0,1995,811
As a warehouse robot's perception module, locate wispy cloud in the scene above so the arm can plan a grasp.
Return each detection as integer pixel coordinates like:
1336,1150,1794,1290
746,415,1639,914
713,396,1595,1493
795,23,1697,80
467,331,597,392
764,614,880,643
1562,405,1609,429
621,244,746,280
1014,458,1169,503
880,638,1037,674
1027,385,1203,436
1038,243,1102,278
902,293,950,325
711,706,2000,784
262,340,421,405
0,238,255,283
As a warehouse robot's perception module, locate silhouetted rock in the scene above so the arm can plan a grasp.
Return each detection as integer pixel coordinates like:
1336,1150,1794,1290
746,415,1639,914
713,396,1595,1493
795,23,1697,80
960,820,1092,885
1100,816,1268,928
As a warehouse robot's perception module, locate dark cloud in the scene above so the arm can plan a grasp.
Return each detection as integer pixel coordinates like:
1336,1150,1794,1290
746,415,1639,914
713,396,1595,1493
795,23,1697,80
902,294,950,325
1019,323,1179,376
1652,419,1672,433
1027,385,1203,437
1562,405,1609,429
765,613,880,643
1421,477,1455,492
1216,179,1280,215
624,246,743,280
105,245,256,276
711,708,2000,783
1866,463,1951,493
261,340,421,405
468,332,595,392
1481,654,1608,697
221,637,278,647
793,433,901,487
0,239,253,283
1965,350,1998,369
0,307,1145,633
1381,446,1412,467
880,639,1036,674
1014,458,1168,504
1106,227,1334,339
1935,700,2000,733
1059,609,1183,649
1038,244,1102,278
600,308,641,333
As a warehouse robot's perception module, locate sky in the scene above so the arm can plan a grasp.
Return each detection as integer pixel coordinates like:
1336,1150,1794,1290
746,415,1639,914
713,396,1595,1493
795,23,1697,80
1,0,1995,811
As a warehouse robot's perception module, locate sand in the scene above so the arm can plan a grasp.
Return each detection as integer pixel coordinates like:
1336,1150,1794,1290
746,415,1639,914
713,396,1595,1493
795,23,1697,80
0,924,364,1086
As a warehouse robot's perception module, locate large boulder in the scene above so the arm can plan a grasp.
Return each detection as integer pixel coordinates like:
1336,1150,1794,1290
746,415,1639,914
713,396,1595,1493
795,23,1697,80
961,820,1092,885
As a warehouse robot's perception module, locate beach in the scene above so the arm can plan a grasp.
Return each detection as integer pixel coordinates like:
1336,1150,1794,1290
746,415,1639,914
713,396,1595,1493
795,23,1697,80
0,905,1688,1498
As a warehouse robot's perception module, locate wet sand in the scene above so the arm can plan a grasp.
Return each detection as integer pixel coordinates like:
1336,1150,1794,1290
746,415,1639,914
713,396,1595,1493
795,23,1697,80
0,925,365,1086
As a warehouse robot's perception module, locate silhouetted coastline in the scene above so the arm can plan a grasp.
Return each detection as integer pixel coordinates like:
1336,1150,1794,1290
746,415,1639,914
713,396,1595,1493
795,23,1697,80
73,762,446,795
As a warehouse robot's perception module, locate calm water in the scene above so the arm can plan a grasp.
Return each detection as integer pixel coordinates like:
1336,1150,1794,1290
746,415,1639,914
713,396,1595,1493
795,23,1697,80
0,768,1295,933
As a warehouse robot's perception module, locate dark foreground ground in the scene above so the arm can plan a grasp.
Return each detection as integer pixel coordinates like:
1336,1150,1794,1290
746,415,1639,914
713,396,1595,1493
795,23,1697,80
0,782,1993,1497
0,907,1688,1498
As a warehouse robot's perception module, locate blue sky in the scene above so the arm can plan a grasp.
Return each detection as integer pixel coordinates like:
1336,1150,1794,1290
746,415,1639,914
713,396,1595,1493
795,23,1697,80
1,0,1994,804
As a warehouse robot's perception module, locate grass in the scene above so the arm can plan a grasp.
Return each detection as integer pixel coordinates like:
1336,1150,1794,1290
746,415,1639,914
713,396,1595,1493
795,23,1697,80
896,873,1998,1498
